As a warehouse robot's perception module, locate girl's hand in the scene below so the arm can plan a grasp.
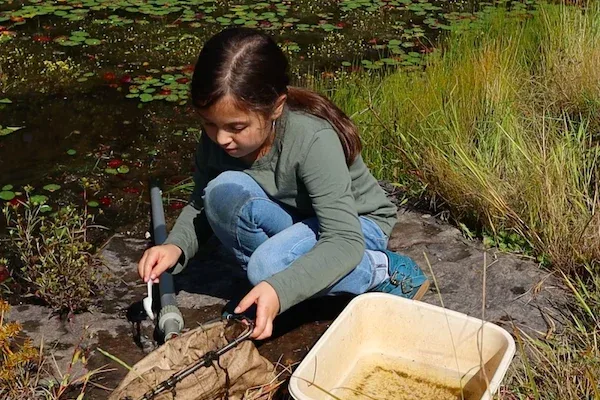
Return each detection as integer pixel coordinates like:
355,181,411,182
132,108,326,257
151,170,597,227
235,282,280,340
137,244,182,283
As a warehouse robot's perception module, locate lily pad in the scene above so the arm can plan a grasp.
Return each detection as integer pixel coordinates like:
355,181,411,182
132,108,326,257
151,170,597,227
43,184,61,192
117,165,130,174
0,98,11,104
105,168,118,175
85,38,101,46
87,201,99,207
30,195,48,204
139,93,154,102
67,149,77,156
2,185,13,191
0,191,15,201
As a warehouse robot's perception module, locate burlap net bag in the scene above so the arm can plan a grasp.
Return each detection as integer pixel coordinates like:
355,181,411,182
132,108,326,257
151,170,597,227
109,319,275,400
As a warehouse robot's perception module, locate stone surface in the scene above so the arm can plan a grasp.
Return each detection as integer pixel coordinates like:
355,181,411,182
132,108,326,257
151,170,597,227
391,209,566,336
5,207,567,397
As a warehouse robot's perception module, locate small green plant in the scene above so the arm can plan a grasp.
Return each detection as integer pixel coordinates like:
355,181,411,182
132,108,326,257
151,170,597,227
3,188,106,315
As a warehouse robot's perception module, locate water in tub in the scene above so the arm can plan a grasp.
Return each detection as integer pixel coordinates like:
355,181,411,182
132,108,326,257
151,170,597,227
333,353,480,400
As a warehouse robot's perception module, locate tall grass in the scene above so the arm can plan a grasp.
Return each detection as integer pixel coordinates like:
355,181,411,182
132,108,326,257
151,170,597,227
311,3,600,398
321,1,600,272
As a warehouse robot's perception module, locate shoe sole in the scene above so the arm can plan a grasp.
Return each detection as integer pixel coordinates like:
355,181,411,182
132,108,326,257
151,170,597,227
413,279,430,301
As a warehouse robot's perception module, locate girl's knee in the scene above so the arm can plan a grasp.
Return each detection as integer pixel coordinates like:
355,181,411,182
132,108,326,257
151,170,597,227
204,171,255,223
247,242,288,285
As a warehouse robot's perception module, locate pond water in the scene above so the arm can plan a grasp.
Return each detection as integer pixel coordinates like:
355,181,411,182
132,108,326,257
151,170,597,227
0,0,534,233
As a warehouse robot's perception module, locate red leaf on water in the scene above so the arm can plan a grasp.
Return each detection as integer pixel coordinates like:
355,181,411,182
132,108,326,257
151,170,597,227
9,197,24,207
170,201,185,210
176,77,190,84
99,196,112,206
120,74,132,84
0,26,7,32
368,38,378,44
182,65,195,74
10,16,25,23
0,266,9,284
103,72,116,82
33,34,52,43
159,89,172,96
107,159,123,168
336,22,345,28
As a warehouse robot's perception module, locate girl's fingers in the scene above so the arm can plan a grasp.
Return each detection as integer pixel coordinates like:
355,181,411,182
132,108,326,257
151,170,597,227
138,251,148,280
253,307,267,339
235,290,257,314
143,250,159,282
256,317,273,341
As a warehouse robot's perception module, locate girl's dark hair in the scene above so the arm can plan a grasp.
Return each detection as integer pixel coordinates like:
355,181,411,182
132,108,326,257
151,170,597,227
191,28,361,164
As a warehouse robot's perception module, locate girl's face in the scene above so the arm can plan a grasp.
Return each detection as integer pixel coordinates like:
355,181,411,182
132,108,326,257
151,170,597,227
198,94,285,163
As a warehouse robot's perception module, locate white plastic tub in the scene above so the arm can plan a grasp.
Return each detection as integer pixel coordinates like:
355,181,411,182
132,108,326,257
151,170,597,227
289,293,515,400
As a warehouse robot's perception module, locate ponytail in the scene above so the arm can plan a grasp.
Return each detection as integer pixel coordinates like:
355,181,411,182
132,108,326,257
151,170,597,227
286,86,362,165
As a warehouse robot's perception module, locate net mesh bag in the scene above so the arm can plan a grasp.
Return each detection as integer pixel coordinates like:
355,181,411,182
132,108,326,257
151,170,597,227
109,319,275,400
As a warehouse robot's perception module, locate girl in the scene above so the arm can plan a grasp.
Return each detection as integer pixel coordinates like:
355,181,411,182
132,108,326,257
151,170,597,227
138,28,429,340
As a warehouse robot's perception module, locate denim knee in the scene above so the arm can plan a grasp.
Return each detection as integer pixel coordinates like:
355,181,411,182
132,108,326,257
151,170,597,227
203,171,252,227
247,241,288,285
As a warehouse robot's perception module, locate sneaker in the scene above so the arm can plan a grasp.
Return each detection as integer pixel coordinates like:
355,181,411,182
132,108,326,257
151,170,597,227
372,250,430,300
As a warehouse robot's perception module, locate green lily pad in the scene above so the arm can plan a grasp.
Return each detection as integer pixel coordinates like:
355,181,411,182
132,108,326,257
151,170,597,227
105,168,118,175
67,149,77,155
2,184,12,191
40,204,52,213
30,195,48,204
70,35,87,42
43,184,61,192
0,191,15,201
85,38,101,46
60,40,80,47
139,93,154,102
87,201,99,207
117,165,130,174
0,98,11,104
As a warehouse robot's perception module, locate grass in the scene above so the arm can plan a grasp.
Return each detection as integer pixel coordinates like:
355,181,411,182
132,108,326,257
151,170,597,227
307,2,600,399
321,1,600,274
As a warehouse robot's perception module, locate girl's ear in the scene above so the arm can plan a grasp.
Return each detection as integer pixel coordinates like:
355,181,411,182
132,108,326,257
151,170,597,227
271,94,287,121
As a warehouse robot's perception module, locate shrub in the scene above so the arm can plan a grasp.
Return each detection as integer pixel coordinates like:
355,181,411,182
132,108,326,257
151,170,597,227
3,192,106,315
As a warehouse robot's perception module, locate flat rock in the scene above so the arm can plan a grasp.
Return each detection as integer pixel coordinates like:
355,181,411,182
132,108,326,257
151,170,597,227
390,208,567,335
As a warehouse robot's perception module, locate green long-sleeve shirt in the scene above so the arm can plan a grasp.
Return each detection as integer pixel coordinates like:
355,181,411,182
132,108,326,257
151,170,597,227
164,107,397,312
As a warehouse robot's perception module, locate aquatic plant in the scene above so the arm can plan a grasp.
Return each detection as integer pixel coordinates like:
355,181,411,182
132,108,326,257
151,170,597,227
2,187,107,315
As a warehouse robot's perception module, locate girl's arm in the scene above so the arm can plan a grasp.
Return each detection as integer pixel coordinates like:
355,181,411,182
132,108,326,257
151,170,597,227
267,128,365,312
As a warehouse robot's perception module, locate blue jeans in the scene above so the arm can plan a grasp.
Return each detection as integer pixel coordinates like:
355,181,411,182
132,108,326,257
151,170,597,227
203,171,389,296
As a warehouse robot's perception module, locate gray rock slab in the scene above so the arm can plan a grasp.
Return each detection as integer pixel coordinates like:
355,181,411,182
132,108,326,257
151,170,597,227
5,235,153,382
389,209,567,335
